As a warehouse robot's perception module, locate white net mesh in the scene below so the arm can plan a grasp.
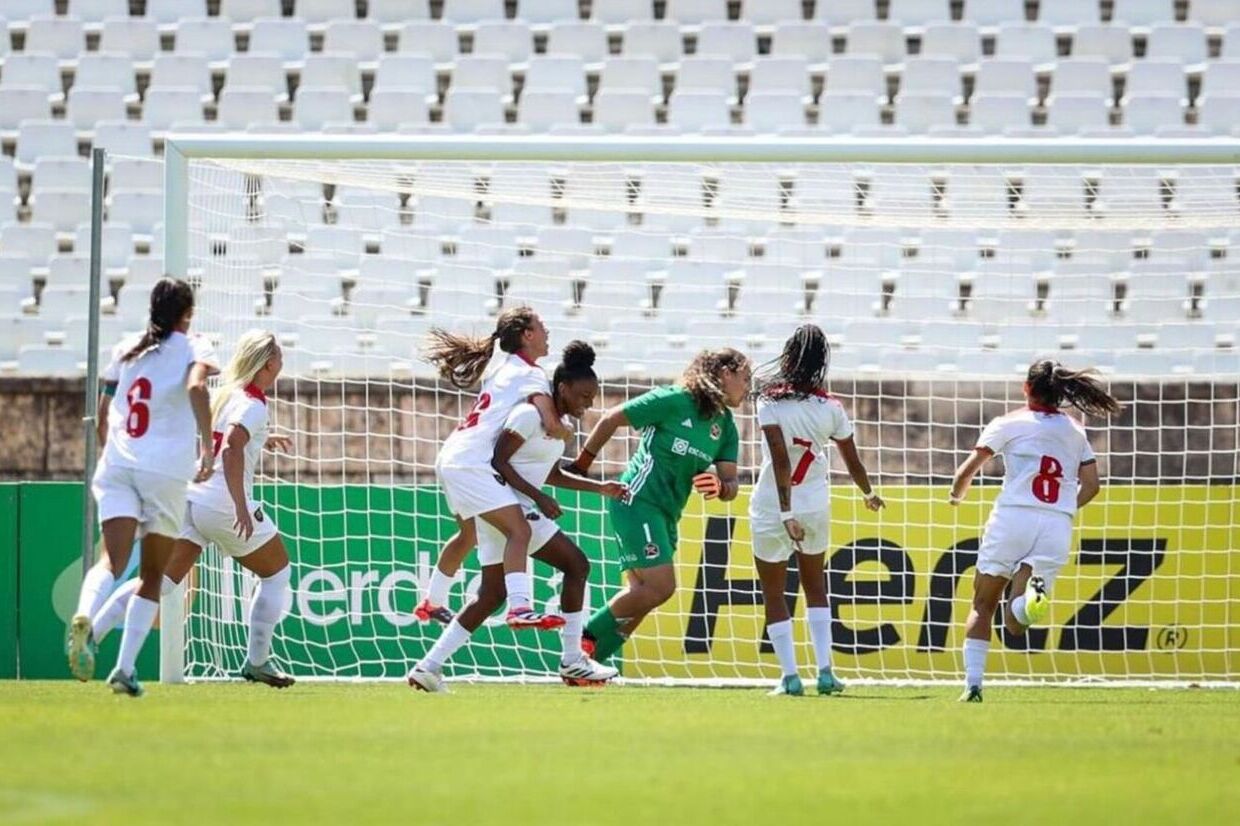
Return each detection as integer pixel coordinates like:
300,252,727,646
174,150,1239,685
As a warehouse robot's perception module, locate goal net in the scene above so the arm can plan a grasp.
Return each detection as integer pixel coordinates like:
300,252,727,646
163,137,1239,686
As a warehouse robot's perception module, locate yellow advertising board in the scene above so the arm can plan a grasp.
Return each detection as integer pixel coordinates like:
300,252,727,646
627,486,1239,682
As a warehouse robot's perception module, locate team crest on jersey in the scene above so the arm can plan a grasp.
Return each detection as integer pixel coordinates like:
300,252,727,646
253,508,264,523
644,543,660,559
710,423,721,440
526,512,540,522
493,473,507,486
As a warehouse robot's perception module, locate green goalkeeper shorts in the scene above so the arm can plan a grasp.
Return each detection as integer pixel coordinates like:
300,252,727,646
608,496,678,571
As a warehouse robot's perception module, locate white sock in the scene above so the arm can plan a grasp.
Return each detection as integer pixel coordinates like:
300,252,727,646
806,606,834,671
117,595,159,675
504,572,532,611
561,610,585,664
1010,595,1030,626
767,619,798,678
963,638,990,689
90,578,140,641
419,618,471,673
426,567,454,607
76,565,115,622
247,565,290,667
161,575,177,597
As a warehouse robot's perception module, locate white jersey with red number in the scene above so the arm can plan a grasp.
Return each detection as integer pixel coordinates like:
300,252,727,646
435,352,551,469
100,331,219,481
977,406,1096,516
187,384,269,515
750,390,854,519
501,403,569,509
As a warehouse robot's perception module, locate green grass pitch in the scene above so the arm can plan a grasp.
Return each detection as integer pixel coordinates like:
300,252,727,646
1,682,1237,824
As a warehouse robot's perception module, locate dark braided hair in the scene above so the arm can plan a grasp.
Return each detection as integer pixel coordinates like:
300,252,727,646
680,347,750,419
423,306,541,389
552,340,596,391
1026,359,1123,418
121,278,195,362
755,324,830,402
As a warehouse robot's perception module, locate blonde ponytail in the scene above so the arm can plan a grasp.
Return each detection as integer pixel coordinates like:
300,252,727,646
210,329,280,422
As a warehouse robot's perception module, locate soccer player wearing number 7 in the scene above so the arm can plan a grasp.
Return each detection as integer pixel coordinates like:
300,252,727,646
424,307,572,630
68,279,220,691
949,360,1122,703
750,325,884,697
566,349,752,665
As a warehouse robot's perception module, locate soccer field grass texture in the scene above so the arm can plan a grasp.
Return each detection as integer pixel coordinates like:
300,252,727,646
1,684,1236,825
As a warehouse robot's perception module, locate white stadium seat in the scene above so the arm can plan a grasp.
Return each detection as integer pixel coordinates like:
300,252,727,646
99,18,160,63
696,22,757,64
294,87,355,130
0,88,52,131
975,59,1038,103
1147,24,1208,68
108,190,164,235
443,88,506,131
26,16,86,62
1037,0,1100,31
1,54,64,100
814,0,878,28
622,22,684,64
1072,24,1135,66
771,22,833,65
94,121,153,158
667,90,731,131
1110,0,1176,30
888,0,952,29
960,0,1024,31
546,22,608,64
323,20,385,63
76,53,138,103
920,22,980,65
817,92,881,133
367,89,430,130
894,93,957,133
994,24,1057,66
219,0,279,22
1124,59,1186,104
249,18,311,63
591,0,655,27
1121,95,1184,135
453,56,514,99
1051,58,1114,103
823,56,885,98
217,87,280,128
174,17,237,64
16,121,78,169
524,55,588,100
1,223,57,261
398,21,459,64
147,0,209,27
1046,94,1111,135
74,223,133,267
66,87,126,130
845,22,906,66
142,87,207,130
750,57,813,102
373,54,438,97
967,94,1030,134
899,57,963,102
473,22,534,64
591,89,655,132
302,54,363,102
518,90,581,130
298,0,357,25
520,0,580,26
224,54,289,101
151,54,214,101
744,91,805,132
33,157,90,191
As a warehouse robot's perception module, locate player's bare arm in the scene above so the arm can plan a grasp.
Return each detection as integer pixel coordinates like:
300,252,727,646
835,435,884,510
567,406,631,473
545,463,626,499
222,423,253,539
949,446,994,504
530,392,571,441
492,429,561,519
96,381,116,447
1077,460,1101,509
187,361,215,483
761,423,805,542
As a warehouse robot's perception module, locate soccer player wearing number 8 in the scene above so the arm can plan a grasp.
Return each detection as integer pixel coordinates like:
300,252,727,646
949,360,1122,703
567,349,752,665
68,279,220,694
750,325,884,698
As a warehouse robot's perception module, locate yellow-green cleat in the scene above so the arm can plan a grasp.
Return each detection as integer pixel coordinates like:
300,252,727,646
816,668,845,696
958,686,983,703
66,614,95,682
768,674,804,696
1024,576,1050,624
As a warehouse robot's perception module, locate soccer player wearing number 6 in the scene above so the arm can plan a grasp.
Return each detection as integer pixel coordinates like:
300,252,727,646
424,307,572,630
408,342,625,692
68,279,219,691
949,360,1121,703
750,325,884,697
567,349,751,665
155,330,296,689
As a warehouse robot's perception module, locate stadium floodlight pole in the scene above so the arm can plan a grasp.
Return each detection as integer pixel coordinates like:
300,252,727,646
81,147,106,580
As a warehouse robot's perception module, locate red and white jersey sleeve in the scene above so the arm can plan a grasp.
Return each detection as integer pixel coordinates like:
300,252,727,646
978,408,1095,516
100,331,220,482
500,402,569,510
435,353,551,469
750,390,854,519
187,386,269,514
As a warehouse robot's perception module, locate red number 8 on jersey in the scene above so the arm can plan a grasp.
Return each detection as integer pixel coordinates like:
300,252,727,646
1031,455,1063,504
125,377,152,438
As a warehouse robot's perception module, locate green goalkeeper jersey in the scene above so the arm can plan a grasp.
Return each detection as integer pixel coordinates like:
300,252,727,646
618,386,740,522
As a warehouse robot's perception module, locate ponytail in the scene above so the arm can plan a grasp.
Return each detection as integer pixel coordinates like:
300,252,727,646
121,277,195,362
1027,359,1123,418
422,306,541,389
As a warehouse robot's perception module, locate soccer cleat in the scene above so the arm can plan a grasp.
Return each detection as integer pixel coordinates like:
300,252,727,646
816,668,845,696
559,655,618,687
768,674,804,696
958,686,983,703
505,607,566,630
414,599,454,625
1024,576,1050,624
407,664,449,693
66,614,96,682
241,659,295,689
107,667,143,698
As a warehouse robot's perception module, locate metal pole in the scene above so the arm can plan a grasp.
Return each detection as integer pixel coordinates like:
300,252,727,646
81,147,106,577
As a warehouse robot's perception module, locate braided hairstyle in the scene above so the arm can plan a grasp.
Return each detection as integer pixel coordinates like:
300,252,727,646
1026,359,1123,418
121,278,195,362
680,347,750,419
423,306,541,389
755,324,830,402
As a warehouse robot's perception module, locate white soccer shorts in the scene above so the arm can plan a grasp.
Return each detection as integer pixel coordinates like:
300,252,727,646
476,508,561,567
750,509,831,563
179,500,278,559
437,464,521,520
92,463,186,538
977,504,1073,588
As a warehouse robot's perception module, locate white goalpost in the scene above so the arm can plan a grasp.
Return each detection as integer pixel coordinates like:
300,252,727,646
157,134,1240,686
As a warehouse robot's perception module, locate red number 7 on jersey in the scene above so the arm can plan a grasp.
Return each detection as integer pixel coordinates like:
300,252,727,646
790,437,816,487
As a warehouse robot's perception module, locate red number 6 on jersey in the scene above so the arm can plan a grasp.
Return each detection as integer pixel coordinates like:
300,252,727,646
1031,455,1063,504
125,377,152,438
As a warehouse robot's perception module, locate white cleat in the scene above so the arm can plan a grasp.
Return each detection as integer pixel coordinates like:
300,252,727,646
407,664,449,693
559,654,618,687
